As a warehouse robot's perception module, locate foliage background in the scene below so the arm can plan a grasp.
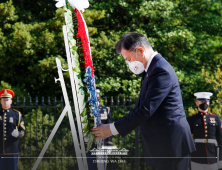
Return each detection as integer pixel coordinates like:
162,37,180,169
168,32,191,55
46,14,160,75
0,0,222,115
0,0,222,116
0,0,222,169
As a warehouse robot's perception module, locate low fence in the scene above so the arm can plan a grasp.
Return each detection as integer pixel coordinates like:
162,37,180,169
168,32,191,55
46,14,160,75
11,96,151,170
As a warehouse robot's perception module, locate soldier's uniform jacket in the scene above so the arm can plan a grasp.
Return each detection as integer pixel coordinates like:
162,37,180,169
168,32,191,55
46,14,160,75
188,112,222,164
98,104,112,146
0,108,25,154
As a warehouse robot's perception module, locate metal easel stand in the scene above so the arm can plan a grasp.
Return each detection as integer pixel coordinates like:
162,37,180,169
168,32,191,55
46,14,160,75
63,14,105,169
96,138,106,170
32,58,85,170
62,23,88,169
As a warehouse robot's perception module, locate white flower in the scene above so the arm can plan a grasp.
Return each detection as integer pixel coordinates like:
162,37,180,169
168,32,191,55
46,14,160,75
55,0,66,8
55,0,89,12
69,0,89,12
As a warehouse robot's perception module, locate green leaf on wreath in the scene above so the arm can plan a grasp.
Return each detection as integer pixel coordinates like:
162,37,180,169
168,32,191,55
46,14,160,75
83,129,88,134
73,66,80,73
83,123,89,133
80,107,87,117
72,49,79,58
72,46,78,52
67,31,74,38
78,81,83,87
66,22,73,29
82,99,85,105
82,117,88,124
86,133,95,153
64,8,72,18
77,72,81,79
64,11,73,28
69,39,76,47
84,130,89,137
79,86,84,95
84,131,90,138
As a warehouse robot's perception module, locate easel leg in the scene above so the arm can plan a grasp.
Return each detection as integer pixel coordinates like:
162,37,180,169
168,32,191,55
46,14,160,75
32,105,85,170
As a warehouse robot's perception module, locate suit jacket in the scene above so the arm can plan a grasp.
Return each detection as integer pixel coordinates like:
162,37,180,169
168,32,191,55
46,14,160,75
114,53,195,166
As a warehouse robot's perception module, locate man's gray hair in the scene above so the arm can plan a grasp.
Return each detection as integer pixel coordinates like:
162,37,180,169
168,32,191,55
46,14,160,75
116,32,152,54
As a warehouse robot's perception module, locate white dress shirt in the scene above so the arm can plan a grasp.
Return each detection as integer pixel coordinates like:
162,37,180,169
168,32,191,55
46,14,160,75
109,51,158,135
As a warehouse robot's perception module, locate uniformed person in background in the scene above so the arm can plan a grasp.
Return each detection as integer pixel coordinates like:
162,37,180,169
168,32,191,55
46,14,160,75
187,92,222,170
86,87,112,170
96,87,112,146
0,89,25,170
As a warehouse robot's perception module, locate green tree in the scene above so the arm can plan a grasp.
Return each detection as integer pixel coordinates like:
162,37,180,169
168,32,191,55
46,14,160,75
202,67,222,116
188,67,222,116
87,0,222,113
0,1,68,97
1,1,221,169
0,0,221,109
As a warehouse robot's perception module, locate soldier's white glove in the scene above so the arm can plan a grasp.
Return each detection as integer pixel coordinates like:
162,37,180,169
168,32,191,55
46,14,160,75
11,129,19,138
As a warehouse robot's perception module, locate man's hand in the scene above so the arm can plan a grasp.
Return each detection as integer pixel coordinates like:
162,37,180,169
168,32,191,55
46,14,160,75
91,123,113,140
11,129,19,138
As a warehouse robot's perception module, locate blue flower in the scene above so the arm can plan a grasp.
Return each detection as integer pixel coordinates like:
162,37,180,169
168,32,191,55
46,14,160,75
83,67,100,126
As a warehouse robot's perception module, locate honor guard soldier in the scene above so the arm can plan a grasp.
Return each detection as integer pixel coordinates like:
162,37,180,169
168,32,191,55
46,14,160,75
86,87,112,170
188,92,222,170
96,87,112,146
0,89,25,170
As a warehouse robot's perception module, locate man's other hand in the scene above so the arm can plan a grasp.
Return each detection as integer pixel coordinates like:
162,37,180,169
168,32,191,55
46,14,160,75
91,123,113,140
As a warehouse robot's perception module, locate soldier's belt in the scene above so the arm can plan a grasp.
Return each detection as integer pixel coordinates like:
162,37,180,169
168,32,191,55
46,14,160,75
194,139,218,146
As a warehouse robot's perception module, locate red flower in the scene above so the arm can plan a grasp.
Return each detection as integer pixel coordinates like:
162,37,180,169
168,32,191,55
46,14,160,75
75,9,94,78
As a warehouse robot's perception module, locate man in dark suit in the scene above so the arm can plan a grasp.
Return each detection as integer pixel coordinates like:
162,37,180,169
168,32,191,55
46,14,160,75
91,32,195,170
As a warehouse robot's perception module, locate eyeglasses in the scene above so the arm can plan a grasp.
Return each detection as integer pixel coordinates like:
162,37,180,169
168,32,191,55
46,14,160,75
124,48,137,62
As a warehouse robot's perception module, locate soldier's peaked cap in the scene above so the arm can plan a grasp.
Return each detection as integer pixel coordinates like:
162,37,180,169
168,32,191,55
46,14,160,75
96,87,102,93
0,89,15,99
194,92,213,101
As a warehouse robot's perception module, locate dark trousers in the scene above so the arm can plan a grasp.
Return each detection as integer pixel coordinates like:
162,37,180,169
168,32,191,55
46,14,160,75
0,154,19,170
153,154,191,170
86,151,107,170
86,151,97,170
